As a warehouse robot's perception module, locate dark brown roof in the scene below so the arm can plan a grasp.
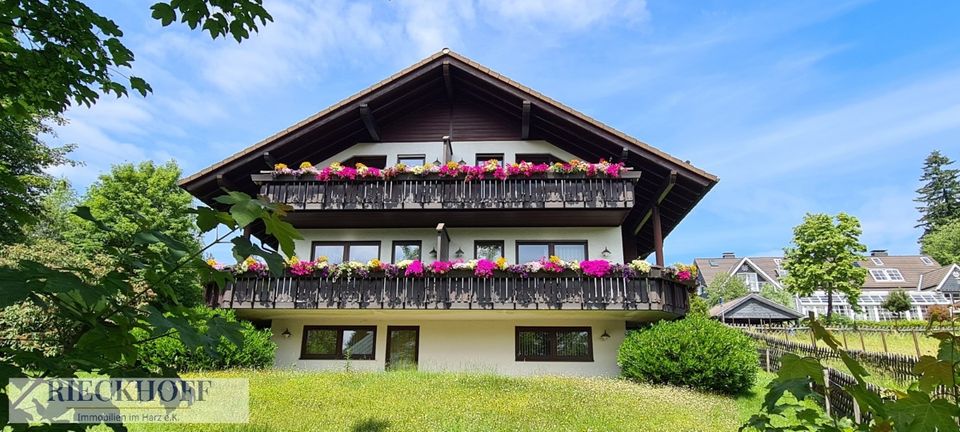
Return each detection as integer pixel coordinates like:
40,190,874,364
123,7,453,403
179,49,719,256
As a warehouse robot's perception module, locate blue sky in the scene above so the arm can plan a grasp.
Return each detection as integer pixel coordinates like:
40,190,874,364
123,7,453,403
52,0,960,263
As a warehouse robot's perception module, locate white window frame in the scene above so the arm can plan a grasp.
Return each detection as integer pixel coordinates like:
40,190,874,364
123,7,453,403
737,272,760,292
773,258,782,269
921,257,935,266
885,269,904,281
871,257,884,265
869,268,889,282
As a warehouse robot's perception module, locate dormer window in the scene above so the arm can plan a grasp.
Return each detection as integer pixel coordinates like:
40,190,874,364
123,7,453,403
921,257,935,266
773,258,782,268
871,257,884,266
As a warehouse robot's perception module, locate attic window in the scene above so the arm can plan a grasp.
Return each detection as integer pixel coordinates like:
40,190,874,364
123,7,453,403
869,268,904,282
708,260,719,267
773,258,782,269
871,257,884,266
921,257,935,266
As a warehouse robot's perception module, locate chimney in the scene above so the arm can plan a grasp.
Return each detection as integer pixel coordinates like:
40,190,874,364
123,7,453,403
870,250,888,257
722,252,736,259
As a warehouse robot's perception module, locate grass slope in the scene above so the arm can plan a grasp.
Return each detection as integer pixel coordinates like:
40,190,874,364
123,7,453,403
126,370,770,432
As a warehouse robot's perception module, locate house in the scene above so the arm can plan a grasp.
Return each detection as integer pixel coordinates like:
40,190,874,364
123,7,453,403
179,49,717,377
695,250,955,321
709,294,803,324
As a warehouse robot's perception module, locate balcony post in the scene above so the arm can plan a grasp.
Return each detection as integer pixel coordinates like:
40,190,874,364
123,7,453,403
652,204,664,267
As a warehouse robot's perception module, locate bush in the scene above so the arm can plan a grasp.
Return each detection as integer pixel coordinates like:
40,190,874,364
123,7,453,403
617,316,757,395
820,313,854,327
136,307,276,372
688,296,710,318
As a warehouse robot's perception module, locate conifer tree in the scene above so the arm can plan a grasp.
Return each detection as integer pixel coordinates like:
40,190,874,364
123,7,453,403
915,150,960,237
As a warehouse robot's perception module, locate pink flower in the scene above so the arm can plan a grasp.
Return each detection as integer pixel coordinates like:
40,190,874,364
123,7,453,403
337,167,357,180
289,260,314,276
475,259,496,278
605,163,623,177
405,260,425,277
315,167,332,181
580,260,612,277
429,260,453,274
676,270,692,281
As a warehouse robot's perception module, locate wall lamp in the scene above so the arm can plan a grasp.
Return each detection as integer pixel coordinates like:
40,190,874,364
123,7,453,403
600,330,610,341
281,328,292,339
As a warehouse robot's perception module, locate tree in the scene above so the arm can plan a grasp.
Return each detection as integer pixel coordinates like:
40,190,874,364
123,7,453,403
705,273,749,306
782,213,868,319
1,191,302,428
0,114,76,245
882,289,912,322
915,150,960,237
921,219,960,264
65,161,204,305
1,0,273,119
23,178,78,243
760,284,795,309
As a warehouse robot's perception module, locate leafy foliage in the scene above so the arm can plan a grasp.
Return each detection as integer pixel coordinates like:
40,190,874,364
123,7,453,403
915,150,960,238
618,316,758,395
65,161,204,305
0,0,272,119
760,283,795,308
689,295,711,317
783,213,868,318
0,114,76,245
882,290,912,320
0,190,300,427
922,220,960,265
135,307,276,372
706,273,750,306
743,319,960,431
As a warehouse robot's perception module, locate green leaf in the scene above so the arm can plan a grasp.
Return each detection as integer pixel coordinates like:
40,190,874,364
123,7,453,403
150,3,177,26
887,391,960,432
231,236,285,277
143,306,211,350
0,268,32,308
193,207,236,232
914,356,955,393
73,206,112,232
129,76,153,96
262,212,302,258
845,382,886,418
777,353,826,387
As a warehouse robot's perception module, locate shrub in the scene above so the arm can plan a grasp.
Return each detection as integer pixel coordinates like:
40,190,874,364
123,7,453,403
617,316,757,394
928,305,951,324
136,307,276,372
820,313,854,327
688,296,710,318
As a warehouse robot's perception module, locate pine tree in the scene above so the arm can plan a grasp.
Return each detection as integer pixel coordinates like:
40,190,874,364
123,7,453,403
915,150,960,237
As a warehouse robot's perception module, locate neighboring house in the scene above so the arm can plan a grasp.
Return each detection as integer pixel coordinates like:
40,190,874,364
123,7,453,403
709,294,803,324
180,49,718,377
695,251,956,321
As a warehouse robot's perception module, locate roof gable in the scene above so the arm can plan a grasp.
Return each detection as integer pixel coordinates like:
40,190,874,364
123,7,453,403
709,294,802,320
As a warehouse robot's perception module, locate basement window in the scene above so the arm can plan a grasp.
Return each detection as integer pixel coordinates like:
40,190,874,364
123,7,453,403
516,327,593,362
301,326,376,360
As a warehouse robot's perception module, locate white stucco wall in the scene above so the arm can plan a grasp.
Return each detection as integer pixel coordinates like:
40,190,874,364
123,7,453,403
314,140,579,168
293,226,625,263
268,311,626,377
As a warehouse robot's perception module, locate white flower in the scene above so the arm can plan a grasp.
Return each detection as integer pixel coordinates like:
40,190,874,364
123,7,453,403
396,259,413,269
629,259,651,273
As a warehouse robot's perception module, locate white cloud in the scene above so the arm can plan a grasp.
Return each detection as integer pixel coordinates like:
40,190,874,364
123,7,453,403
479,0,648,29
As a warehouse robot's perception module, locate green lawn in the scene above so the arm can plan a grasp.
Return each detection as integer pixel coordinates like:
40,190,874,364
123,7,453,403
120,370,771,432
762,328,941,356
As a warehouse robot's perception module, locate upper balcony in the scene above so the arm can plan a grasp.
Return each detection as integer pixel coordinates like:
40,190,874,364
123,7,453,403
253,171,641,229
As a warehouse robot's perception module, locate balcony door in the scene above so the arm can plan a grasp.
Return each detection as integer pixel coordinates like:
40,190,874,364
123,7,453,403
386,326,419,371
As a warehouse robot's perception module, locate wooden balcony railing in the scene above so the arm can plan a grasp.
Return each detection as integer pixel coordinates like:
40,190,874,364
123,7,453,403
252,173,640,211
206,272,689,314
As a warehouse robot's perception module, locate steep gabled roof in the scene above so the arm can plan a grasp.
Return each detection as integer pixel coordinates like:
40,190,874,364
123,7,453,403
694,256,785,287
919,264,960,290
180,49,718,256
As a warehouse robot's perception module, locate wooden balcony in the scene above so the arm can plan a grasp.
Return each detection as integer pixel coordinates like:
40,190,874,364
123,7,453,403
253,173,641,228
206,272,689,314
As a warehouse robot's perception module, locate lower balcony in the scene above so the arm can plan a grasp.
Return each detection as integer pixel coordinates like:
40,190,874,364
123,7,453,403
206,273,690,314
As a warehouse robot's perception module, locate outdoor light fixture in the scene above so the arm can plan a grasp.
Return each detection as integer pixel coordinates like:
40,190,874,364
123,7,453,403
601,247,611,258
600,330,610,341
433,159,441,166
455,248,464,258
281,329,292,339
429,248,437,258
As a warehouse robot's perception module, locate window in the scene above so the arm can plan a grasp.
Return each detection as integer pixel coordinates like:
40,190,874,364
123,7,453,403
311,241,381,264
871,257,884,266
392,241,422,263
869,269,889,281
301,326,376,360
516,327,592,362
869,268,904,282
708,260,719,267
921,257,935,266
475,153,504,166
515,153,562,165
474,241,505,260
773,258,782,269
343,155,387,169
397,154,426,166
516,241,587,263
885,269,904,281
736,273,760,292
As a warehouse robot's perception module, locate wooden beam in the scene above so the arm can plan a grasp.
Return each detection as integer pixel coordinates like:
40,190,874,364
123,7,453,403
436,223,451,261
262,152,276,169
443,62,454,100
652,204,664,266
442,136,453,164
633,170,677,235
521,100,531,139
359,103,380,142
